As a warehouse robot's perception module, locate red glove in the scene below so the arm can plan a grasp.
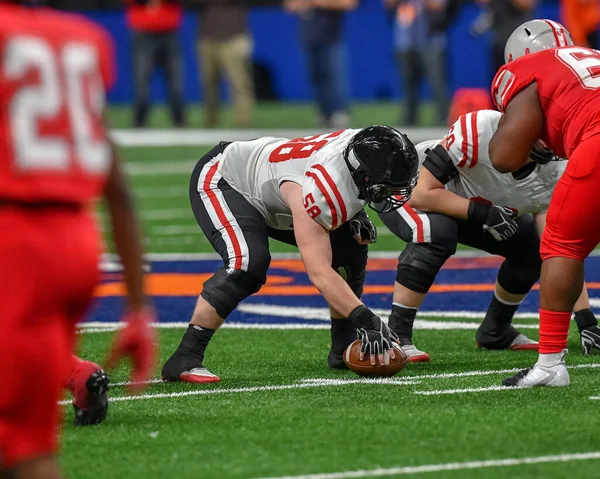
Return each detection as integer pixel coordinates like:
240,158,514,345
105,307,157,394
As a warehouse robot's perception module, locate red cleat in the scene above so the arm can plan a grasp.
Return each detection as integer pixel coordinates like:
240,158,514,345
66,357,110,426
176,367,221,384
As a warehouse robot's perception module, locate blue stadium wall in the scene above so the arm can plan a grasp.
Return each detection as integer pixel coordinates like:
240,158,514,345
87,2,560,104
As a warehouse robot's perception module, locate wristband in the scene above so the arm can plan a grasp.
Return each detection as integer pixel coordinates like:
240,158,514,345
467,199,492,224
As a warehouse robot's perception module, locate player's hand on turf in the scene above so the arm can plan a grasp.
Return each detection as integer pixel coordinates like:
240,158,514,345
349,210,377,245
105,307,157,393
348,305,397,365
581,326,600,355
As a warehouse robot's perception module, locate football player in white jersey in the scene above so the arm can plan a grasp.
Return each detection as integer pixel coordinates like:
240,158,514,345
162,126,419,383
378,110,598,362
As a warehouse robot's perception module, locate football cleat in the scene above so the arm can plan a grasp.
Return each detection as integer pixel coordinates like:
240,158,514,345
162,353,221,384
178,367,221,384
509,333,539,351
580,327,600,355
328,318,357,370
67,359,110,426
328,349,348,370
502,350,570,387
400,344,430,363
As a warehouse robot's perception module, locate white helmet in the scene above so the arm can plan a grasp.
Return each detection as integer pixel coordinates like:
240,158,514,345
504,19,574,63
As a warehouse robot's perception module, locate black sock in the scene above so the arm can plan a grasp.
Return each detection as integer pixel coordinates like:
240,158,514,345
574,308,598,332
481,295,519,334
174,325,215,364
330,317,357,353
388,304,417,345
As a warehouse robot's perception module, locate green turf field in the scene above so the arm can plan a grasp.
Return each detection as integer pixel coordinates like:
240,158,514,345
63,327,600,479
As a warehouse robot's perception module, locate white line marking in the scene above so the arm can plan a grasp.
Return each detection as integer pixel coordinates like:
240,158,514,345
58,378,418,405
255,451,600,479
98,208,191,221
414,385,523,396
126,161,196,176
237,303,541,324
151,225,200,236
113,128,449,148
136,185,186,198
100,250,600,262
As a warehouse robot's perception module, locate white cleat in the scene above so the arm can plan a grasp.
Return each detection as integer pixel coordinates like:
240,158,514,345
401,344,430,363
502,349,570,387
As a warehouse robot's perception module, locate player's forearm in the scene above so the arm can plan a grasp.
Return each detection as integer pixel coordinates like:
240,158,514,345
104,153,147,312
307,266,363,317
409,188,470,220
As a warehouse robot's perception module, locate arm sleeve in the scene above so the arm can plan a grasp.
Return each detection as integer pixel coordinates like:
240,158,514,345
422,144,459,185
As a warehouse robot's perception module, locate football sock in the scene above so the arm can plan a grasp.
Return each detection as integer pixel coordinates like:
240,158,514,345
330,317,357,353
574,308,597,332
484,293,521,330
388,303,417,345
175,324,215,364
536,352,564,367
538,309,571,354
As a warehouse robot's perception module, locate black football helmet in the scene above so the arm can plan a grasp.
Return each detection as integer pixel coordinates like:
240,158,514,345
344,125,419,213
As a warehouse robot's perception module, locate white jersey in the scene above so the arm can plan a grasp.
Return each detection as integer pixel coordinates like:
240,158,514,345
416,109,567,216
216,129,366,230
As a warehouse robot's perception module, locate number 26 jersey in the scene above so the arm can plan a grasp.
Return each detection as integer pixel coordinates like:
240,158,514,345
492,46,600,159
216,130,367,231
0,4,114,204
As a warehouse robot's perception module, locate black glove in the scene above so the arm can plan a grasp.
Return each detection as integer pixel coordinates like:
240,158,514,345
349,210,377,244
530,145,561,165
468,200,518,241
348,306,398,357
581,327,600,355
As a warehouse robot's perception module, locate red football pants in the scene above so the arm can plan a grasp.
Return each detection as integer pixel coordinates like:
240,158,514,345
0,207,100,469
541,135,600,261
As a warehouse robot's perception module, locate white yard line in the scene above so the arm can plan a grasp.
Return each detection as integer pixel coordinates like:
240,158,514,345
58,378,418,405
414,385,522,396
126,161,196,176
255,451,600,479
136,185,187,198
151,225,201,236
100,250,600,262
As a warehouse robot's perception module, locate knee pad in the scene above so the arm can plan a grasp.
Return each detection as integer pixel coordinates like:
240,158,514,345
396,242,453,294
201,267,267,318
497,254,542,295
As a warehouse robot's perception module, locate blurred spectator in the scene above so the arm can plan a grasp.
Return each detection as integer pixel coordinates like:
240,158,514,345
474,0,537,74
285,0,357,129
561,0,600,48
196,2,255,128
386,0,454,126
127,0,186,127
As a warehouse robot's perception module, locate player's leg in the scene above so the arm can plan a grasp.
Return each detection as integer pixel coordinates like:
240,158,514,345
459,214,541,350
0,211,69,479
162,143,271,383
379,206,459,361
131,31,155,128
198,39,221,128
220,34,255,128
325,222,369,369
503,137,600,387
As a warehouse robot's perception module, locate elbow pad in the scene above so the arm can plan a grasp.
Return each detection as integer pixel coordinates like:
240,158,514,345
423,144,459,185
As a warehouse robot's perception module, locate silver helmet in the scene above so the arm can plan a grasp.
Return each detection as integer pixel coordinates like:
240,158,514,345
504,19,574,63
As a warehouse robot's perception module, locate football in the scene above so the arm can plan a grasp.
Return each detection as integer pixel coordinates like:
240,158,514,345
343,339,409,377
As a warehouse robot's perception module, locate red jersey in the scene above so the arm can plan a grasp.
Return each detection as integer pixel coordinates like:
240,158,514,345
492,46,600,158
0,4,115,205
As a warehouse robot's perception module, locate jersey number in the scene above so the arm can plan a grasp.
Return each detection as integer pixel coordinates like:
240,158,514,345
303,193,321,219
556,47,600,90
269,130,345,163
4,36,110,173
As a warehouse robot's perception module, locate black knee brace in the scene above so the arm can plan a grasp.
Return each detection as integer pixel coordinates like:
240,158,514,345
201,267,267,318
497,254,542,295
396,242,454,294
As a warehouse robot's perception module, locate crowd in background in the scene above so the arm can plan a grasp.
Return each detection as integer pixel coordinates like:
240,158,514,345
124,0,600,128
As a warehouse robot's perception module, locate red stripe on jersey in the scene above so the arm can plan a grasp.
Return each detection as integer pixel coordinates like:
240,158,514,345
404,204,424,243
312,164,347,224
203,162,243,270
500,75,515,108
306,170,338,229
469,111,479,168
544,20,564,47
457,114,469,168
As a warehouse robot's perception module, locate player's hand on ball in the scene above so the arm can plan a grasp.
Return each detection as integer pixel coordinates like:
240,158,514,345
349,210,377,245
348,305,397,365
105,306,157,393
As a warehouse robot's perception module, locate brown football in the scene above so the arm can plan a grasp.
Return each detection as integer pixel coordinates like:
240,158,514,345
343,339,409,377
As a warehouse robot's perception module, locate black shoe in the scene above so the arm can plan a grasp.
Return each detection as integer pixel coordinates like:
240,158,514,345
476,324,520,350
162,351,204,382
73,371,110,426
